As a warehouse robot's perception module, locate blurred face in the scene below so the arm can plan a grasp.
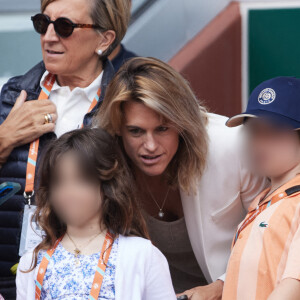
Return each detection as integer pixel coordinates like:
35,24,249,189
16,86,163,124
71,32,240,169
50,151,102,227
41,0,102,77
120,101,180,177
245,118,300,178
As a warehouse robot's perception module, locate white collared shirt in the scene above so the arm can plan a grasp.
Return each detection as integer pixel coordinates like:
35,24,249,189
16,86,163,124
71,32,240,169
39,70,103,137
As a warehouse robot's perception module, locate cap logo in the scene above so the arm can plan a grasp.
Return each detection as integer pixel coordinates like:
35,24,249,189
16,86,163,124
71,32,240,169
258,88,276,105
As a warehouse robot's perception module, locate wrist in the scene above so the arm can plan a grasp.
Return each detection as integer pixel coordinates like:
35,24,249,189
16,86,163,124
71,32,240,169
213,280,224,300
0,125,14,164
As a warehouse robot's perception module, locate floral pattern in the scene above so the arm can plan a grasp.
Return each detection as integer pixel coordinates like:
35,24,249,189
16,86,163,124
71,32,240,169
36,237,119,299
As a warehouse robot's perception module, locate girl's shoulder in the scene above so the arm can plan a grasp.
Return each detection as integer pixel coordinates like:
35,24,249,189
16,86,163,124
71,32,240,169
18,249,35,271
118,235,152,252
115,235,176,299
118,235,167,264
18,246,47,275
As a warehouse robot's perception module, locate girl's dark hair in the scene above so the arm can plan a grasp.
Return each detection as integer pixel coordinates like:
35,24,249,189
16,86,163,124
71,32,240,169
25,127,148,272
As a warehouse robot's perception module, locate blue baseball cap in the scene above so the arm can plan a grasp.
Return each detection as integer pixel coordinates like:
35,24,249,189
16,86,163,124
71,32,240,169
226,76,300,129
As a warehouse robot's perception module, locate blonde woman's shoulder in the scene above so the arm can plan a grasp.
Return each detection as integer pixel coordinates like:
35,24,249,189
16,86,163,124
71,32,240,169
207,112,241,131
206,112,245,145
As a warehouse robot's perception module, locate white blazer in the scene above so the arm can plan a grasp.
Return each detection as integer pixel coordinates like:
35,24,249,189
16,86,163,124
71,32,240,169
16,235,177,300
181,113,267,283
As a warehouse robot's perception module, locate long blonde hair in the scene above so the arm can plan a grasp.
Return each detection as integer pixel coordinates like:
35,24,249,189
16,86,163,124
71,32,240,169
95,57,209,193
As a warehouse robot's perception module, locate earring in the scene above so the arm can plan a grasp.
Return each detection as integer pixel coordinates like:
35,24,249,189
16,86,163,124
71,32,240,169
97,49,103,56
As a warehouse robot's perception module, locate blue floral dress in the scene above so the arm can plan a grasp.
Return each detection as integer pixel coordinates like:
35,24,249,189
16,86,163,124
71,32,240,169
36,236,119,299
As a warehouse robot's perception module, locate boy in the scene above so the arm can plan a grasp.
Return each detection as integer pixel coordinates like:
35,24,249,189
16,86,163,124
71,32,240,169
223,77,300,300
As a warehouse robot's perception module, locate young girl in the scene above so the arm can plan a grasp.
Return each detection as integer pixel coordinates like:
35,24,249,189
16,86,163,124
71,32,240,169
223,77,300,300
16,128,176,299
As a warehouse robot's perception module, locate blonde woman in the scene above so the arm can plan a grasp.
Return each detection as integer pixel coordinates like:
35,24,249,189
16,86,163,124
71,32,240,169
95,57,267,299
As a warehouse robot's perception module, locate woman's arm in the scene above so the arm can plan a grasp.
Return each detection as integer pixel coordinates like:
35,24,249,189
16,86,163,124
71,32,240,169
177,280,223,300
0,127,15,166
268,278,300,300
0,90,57,166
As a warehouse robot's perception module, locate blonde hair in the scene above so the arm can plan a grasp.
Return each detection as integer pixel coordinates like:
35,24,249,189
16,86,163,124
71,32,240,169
95,57,209,193
41,0,131,57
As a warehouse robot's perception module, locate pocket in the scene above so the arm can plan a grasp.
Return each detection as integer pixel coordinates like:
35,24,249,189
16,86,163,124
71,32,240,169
211,191,241,222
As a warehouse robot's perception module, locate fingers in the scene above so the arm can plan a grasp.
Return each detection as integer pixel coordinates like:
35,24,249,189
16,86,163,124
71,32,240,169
31,99,57,114
25,99,58,124
177,289,194,298
25,100,58,130
31,114,56,135
48,112,58,123
11,90,27,112
41,122,56,135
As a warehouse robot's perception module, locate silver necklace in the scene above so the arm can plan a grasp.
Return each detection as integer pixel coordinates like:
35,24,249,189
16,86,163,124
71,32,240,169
145,184,171,218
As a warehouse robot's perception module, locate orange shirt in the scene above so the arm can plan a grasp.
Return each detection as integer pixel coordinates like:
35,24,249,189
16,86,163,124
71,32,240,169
222,174,300,300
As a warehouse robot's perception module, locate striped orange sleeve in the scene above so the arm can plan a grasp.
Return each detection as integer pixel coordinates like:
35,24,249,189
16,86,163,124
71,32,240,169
281,204,300,282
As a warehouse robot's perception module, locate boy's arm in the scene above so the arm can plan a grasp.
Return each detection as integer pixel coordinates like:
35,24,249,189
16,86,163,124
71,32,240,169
269,207,300,300
267,278,300,300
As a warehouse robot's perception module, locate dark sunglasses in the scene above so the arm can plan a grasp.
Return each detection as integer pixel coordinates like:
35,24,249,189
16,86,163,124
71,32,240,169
31,13,102,38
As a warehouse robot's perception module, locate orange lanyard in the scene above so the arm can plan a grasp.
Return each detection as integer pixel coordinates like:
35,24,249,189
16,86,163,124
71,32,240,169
233,185,300,246
23,73,101,203
35,231,115,299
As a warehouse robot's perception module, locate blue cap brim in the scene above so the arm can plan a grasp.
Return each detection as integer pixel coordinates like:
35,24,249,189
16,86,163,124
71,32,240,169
226,109,300,130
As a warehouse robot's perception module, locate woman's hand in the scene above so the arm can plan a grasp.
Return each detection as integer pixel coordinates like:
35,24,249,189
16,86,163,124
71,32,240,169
177,280,224,300
0,90,57,164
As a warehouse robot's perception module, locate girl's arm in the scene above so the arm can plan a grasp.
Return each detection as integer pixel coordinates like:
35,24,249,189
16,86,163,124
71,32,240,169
144,245,177,300
268,278,300,300
16,251,36,300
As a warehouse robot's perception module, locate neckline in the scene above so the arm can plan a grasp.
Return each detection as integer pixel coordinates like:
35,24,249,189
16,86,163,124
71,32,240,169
58,242,100,258
144,212,185,225
248,174,300,211
57,235,118,258
39,70,104,102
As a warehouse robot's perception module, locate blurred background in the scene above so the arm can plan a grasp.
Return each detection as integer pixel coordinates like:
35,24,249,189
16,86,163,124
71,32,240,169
1,0,300,116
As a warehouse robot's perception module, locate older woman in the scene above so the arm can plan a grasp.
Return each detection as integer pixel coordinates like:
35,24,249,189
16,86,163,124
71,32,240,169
95,57,268,300
0,0,131,298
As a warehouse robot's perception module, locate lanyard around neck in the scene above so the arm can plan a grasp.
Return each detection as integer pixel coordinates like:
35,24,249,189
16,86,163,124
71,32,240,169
23,73,101,204
233,185,300,246
35,230,115,299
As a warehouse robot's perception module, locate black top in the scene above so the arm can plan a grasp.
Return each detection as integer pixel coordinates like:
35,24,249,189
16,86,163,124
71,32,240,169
143,213,208,294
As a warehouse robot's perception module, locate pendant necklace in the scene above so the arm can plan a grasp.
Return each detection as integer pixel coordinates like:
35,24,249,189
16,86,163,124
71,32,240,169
145,183,171,219
66,231,103,267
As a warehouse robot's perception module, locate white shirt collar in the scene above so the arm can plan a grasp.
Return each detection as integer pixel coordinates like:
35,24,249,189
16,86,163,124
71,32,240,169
39,70,104,102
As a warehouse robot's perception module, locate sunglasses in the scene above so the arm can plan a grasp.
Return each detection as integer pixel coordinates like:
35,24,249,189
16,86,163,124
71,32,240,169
31,13,102,38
